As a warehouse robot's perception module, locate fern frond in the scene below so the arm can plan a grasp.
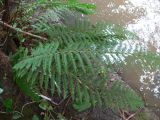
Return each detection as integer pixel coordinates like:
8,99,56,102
30,0,96,15
13,6,147,113
72,79,143,112
33,12,137,48
105,81,143,111
13,42,97,89
15,77,40,101
45,0,95,14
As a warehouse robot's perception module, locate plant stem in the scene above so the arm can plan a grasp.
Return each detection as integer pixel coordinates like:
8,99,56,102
0,20,47,41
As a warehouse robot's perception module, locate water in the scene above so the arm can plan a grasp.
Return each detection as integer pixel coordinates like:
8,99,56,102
81,0,160,116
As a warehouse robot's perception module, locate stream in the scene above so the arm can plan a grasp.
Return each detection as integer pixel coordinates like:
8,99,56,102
81,0,160,118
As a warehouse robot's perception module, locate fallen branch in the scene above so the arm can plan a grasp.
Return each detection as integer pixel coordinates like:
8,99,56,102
0,20,48,41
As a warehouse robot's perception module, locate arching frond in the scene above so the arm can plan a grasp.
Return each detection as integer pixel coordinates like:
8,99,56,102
13,7,146,113
72,80,143,112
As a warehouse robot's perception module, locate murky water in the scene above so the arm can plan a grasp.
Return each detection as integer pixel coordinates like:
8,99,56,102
81,0,160,117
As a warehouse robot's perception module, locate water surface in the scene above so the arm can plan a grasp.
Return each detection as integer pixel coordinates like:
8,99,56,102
81,0,160,116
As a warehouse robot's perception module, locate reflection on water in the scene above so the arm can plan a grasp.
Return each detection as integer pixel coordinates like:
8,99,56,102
140,70,160,99
81,0,145,24
81,0,160,115
127,0,160,53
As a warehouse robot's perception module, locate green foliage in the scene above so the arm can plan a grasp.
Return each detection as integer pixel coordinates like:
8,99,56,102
57,114,67,120
15,77,40,101
32,115,40,120
37,0,96,14
105,81,143,111
13,0,145,114
22,0,95,19
0,1,3,6
13,111,23,120
3,98,13,112
39,100,53,111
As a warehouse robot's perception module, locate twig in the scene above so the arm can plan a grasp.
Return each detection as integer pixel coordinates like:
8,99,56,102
119,108,143,120
21,101,37,114
0,20,47,41
48,111,56,120
39,94,66,106
126,113,136,120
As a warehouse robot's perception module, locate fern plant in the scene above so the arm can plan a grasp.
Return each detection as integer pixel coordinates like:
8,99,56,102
21,0,96,20
36,0,96,14
13,0,144,113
